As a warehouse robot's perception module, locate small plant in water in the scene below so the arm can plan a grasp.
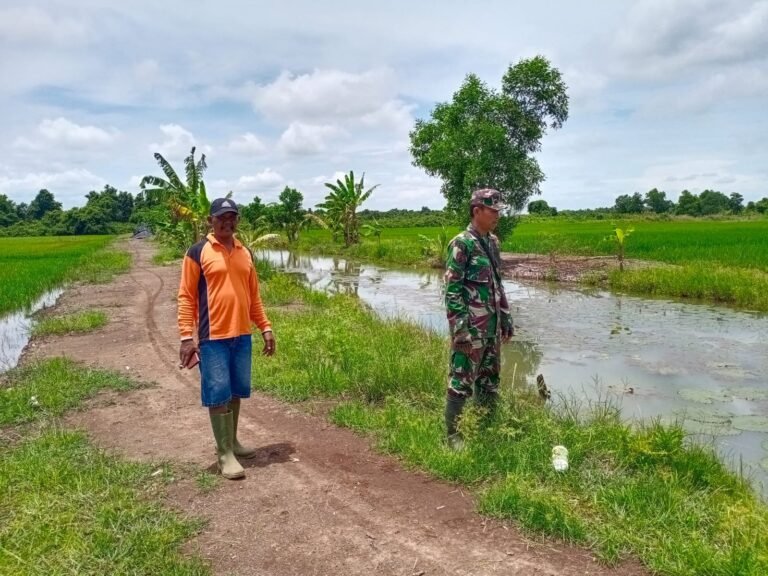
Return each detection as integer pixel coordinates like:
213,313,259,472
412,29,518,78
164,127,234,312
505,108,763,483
418,226,451,267
605,225,634,272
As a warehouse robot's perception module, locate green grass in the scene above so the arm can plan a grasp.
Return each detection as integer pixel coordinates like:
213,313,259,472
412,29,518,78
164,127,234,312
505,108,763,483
505,216,768,271
0,236,131,315
0,358,137,426
299,217,768,310
609,264,768,311
152,242,184,265
254,274,768,575
0,359,209,575
0,430,208,576
32,310,108,337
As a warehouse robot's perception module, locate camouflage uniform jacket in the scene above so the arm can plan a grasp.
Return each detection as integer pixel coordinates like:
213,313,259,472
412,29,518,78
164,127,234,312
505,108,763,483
444,225,513,342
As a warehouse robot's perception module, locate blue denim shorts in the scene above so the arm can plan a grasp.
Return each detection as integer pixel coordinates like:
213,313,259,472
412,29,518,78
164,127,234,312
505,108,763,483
198,334,252,407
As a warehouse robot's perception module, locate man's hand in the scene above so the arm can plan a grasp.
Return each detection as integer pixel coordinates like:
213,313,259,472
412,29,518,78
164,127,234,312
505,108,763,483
179,339,199,368
262,331,276,356
501,325,514,344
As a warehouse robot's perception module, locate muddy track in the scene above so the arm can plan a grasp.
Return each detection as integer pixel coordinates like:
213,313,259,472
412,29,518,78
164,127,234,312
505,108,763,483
25,239,648,576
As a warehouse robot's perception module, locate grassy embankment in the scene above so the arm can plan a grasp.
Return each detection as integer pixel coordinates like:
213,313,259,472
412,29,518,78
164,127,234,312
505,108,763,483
252,273,768,575
297,217,768,311
0,359,209,575
0,236,131,316
1,236,209,574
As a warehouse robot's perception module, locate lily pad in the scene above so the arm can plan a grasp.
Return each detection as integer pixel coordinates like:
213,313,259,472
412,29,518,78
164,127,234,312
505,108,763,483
673,407,733,424
730,387,768,401
677,388,730,404
732,416,768,433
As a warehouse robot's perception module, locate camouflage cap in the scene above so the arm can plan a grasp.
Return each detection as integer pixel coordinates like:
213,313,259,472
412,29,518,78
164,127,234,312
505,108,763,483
470,188,506,211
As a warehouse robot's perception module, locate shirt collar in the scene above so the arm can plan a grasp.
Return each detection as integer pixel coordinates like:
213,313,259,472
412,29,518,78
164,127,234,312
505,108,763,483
207,233,243,248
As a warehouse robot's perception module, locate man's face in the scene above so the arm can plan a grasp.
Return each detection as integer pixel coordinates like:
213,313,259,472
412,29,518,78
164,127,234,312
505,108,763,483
209,211,239,238
473,205,500,231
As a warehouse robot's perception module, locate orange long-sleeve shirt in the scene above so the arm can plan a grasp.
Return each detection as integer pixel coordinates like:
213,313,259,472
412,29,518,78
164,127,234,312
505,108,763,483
177,234,271,342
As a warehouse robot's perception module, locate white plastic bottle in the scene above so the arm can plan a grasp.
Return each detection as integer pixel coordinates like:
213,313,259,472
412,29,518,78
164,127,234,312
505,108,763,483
552,445,569,472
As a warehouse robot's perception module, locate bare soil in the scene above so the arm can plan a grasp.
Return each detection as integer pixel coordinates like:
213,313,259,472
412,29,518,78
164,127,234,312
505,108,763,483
500,253,650,283
24,239,648,576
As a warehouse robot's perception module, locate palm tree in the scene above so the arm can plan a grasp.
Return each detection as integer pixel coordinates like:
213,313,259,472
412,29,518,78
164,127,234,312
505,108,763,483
318,171,378,247
140,147,216,243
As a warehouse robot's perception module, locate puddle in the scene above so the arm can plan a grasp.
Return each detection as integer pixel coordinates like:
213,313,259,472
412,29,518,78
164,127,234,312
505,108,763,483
260,250,768,493
0,288,63,373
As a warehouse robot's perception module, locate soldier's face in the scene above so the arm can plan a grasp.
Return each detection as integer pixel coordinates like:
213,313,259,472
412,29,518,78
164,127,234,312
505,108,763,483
474,206,500,232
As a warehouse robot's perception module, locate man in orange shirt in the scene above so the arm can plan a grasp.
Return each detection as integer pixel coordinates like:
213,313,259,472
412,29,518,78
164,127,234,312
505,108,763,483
178,197,275,479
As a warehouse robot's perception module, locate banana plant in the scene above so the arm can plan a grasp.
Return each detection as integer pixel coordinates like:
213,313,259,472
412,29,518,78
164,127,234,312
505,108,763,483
606,225,634,272
318,171,378,247
140,147,218,243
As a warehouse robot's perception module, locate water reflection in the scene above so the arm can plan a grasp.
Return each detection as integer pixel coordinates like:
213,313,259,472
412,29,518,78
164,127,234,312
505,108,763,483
259,249,768,492
0,289,63,372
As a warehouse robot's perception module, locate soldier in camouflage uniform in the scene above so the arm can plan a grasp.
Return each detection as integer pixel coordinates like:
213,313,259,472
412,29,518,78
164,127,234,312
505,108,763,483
444,188,514,448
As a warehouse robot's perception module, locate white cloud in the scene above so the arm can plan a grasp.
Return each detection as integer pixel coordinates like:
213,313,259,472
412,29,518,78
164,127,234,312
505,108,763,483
278,122,343,155
0,168,106,206
0,6,88,46
149,124,213,161
209,168,285,201
252,68,398,122
40,117,117,146
12,117,118,151
616,0,768,77
227,133,267,155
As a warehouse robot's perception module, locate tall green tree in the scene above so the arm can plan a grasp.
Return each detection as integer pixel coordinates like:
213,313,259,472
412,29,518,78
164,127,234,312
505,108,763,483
27,189,62,220
527,199,557,216
676,190,701,216
318,171,378,246
614,192,644,214
0,194,19,227
699,189,730,215
410,55,568,215
644,188,673,213
728,192,744,214
140,147,212,244
271,187,318,244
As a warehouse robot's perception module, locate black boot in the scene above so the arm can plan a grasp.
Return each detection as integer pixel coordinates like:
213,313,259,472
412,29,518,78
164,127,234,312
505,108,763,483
444,394,466,450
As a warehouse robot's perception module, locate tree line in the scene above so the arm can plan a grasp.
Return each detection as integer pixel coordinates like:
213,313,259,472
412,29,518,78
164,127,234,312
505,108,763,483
0,186,156,237
529,189,768,218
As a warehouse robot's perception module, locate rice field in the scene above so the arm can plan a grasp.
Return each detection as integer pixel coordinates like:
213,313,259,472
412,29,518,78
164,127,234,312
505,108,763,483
504,217,768,271
0,236,128,315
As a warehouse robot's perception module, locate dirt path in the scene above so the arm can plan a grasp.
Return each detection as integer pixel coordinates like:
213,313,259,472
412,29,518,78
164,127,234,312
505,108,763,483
26,239,647,576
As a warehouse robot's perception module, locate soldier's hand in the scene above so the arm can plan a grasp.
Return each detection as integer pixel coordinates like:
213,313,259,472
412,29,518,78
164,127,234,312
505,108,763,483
453,340,472,356
262,331,276,356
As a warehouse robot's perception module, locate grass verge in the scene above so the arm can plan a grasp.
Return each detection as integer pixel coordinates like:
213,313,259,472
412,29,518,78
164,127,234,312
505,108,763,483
0,430,208,576
0,359,209,575
609,264,768,312
255,274,768,575
0,358,136,426
32,310,108,337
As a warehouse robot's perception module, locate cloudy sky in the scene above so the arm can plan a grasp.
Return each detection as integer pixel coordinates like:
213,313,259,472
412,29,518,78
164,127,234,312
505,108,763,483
1,0,766,211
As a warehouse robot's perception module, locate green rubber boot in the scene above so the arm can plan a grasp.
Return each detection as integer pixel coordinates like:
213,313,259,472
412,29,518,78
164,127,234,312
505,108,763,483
230,401,258,458
209,411,245,479
444,394,466,451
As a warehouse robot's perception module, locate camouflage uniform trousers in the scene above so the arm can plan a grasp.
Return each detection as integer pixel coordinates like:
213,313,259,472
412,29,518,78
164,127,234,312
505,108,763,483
447,337,501,399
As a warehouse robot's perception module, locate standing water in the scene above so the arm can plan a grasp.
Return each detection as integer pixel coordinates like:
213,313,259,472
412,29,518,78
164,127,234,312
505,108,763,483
0,289,63,372
261,250,768,492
